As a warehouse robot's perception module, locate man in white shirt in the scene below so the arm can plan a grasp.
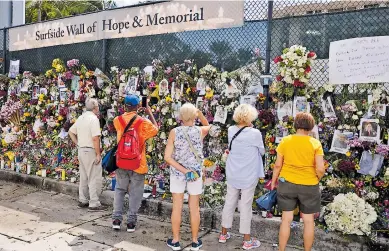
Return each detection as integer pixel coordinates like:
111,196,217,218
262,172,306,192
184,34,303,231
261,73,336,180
69,98,107,211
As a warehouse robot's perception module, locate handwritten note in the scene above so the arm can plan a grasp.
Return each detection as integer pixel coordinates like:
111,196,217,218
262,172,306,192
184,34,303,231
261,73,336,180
329,36,389,85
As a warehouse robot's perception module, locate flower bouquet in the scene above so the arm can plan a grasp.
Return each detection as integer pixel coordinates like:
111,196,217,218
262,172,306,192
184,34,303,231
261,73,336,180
0,100,22,126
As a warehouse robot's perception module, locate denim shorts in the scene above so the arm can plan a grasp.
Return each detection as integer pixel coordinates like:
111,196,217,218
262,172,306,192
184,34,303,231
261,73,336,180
277,180,321,214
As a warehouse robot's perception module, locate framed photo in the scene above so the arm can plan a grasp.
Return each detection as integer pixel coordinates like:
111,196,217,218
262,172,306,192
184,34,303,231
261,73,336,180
32,85,39,99
59,88,68,101
322,96,336,118
172,101,182,118
240,95,256,106
196,97,204,110
126,76,138,95
8,60,20,79
39,88,48,95
214,106,228,124
359,118,380,142
21,78,30,92
74,91,80,101
293,96,310,117
57,74,66,88
277,101,293,120
118,82,126,97
159,79,169,96
275,125,288,143
330,130,353,154
71,75,80,91
197,78,206,95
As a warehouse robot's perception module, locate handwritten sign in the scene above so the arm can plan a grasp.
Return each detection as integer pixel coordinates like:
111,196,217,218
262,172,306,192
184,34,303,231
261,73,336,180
329,36,389,84
9,1,244,51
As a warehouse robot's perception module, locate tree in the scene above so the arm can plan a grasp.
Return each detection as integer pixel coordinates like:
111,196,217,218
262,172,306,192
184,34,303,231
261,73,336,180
25,0,114,24
209,41,234,71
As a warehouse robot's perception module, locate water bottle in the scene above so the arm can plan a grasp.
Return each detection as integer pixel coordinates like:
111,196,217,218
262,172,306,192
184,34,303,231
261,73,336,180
111,177,116,191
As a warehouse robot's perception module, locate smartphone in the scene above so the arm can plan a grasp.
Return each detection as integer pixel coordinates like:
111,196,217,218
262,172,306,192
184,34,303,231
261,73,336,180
141,96,147,107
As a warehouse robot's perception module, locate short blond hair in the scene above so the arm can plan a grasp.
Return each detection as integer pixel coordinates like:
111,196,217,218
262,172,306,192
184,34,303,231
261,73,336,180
180,103,197,122
233,104,258,125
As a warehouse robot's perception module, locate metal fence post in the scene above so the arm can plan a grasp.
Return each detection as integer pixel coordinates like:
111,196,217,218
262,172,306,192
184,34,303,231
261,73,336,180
102,39,107,73
2,28,6,74
264,0,274,110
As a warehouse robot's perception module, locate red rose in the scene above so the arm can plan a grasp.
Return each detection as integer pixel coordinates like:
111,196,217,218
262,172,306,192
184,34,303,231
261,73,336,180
293,80,304,88
307,51,316,58
273,56,283,64
305,66,311,73
169,77,174,83
270,149,276,155
270,136,275,143
276,75,282,81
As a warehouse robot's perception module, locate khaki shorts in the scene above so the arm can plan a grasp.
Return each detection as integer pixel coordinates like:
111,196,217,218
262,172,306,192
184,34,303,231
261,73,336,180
277,180,321,214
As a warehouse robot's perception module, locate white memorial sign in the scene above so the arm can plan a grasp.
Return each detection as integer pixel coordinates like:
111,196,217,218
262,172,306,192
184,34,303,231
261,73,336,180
329,36,389,85
9,1,244,51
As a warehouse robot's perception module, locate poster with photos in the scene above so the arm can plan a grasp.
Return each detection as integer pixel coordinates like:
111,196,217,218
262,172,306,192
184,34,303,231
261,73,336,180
32,85,39,99
107,108,116,120
330,130,353,154
214,106,228,124
293,96,310,117
322,96,336,118
196,97,204,110
359,118,380,142
159,79,169,96
277,101,293,120
8,60,20,79
368,102,386,117
240,95,256,107
276,126,289,143
59,88,68,101
126,77,138,95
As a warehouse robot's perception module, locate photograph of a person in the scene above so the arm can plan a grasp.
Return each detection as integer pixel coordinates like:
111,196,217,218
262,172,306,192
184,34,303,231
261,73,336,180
172,101,182,118
293,96,310,117
240,95,256,106
21,78,30,92
322,97,336,118
159,79,169,96
57,74,66,88
32,85,39,99
360,119,380,142
118,82,126,97
330,130,353,154
275,126,288,143
277,101,293,120
368,104,387,117
59,88,68,101
214,106,227,124
196,97,204,110
126,77,138,95
197,78,206,91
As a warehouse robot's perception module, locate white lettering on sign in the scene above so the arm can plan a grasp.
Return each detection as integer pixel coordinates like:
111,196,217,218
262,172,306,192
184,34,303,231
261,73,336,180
329,36,389,85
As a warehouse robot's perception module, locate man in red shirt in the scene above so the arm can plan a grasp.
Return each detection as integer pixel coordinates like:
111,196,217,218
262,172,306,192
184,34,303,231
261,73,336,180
112,94,158,232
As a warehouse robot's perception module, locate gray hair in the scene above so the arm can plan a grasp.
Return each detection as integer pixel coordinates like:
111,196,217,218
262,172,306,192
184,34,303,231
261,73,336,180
85,98,99,111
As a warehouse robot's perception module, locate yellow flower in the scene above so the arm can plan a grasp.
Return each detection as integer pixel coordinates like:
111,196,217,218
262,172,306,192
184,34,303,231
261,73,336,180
1,139,7,147
23,112,31,117
186,87,191,95
39,94,45,102
355,164,360,170
46,141,53,148
346,151,351,157
58,116,64,121
205,89,214,99
165,96,173,103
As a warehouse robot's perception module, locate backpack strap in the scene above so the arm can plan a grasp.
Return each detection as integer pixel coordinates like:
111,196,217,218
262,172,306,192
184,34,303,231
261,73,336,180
132,118,143,131
228,126,248,152
118,115,138,140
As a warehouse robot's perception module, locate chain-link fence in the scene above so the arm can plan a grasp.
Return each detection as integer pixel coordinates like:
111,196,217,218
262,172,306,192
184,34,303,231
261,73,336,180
1,0,389,90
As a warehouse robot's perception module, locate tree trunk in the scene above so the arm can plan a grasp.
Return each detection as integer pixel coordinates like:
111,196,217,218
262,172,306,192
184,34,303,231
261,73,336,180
37,0,42,22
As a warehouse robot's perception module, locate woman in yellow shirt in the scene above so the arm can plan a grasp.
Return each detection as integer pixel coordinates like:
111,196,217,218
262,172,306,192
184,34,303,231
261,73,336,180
271,112,325,251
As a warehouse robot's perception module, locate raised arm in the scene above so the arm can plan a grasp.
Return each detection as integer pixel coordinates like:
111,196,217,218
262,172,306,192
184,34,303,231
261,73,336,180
164,129,189,174
197,110,210,140
271,153,283,190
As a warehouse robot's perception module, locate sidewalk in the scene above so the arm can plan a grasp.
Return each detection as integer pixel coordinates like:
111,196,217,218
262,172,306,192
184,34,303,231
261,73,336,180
0,180,297,251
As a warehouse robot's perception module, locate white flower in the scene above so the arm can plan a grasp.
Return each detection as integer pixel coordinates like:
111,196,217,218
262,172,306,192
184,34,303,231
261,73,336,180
323,118,329,123
344,125,350,130
119,75,126,82
160,132,166,140
338,125,343,130
323,84,334,93
110,66,119,73
352,115,358,120
357,111,363,115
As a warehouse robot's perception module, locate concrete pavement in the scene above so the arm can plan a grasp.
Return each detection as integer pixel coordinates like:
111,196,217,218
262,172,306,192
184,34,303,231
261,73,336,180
0,180,299,251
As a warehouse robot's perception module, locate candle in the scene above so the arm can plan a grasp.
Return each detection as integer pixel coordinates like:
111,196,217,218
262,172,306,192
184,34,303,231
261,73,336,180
11,162,15,171
1,159,4,169
41,169,46,177
61,170,66,181
27,164,31,175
